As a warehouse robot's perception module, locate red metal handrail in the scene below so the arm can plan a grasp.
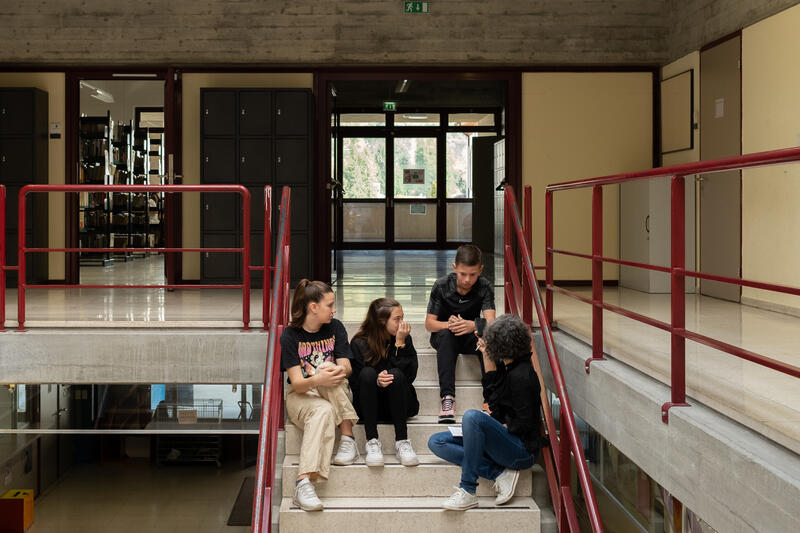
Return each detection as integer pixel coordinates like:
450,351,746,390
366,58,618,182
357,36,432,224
504,186,604,533
544,145,800,424
5,184,273,331
1,185,6,331
252,186,291,533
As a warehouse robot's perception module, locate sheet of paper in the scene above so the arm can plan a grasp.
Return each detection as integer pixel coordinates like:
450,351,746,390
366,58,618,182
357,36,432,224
448,426,462,437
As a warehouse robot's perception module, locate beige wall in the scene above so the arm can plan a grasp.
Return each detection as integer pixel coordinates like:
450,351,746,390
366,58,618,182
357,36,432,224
522,73,653,281
741,4,800,314
0,73,66,280
181,73,313,279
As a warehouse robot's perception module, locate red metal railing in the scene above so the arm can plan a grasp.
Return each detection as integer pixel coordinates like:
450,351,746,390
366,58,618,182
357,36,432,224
544,146,800,424
504,186,603,533
0,184,274,331
252,186,291,533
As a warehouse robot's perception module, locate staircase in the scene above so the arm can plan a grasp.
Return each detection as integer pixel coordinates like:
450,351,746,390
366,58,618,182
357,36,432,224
275,322,555,532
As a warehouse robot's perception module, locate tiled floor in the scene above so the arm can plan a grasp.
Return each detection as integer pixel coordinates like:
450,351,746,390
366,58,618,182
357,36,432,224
29,461,254,533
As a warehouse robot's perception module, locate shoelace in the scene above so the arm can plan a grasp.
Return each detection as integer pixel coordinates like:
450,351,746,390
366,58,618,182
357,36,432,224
297,482,318,500
366,440,382,453
441,397,454,412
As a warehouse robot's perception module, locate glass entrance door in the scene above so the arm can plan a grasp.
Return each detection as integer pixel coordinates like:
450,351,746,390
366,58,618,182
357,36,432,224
393,136,437,243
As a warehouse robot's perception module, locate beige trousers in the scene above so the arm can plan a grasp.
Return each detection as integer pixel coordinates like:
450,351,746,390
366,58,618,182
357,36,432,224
285,370,358,481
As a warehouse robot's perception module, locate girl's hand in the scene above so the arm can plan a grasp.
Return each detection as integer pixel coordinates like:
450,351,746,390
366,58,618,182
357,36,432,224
396,321,411,345
377,370,394,388
315,365,345,387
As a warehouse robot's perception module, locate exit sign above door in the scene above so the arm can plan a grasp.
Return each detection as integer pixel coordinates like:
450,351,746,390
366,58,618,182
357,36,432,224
404,1,430,13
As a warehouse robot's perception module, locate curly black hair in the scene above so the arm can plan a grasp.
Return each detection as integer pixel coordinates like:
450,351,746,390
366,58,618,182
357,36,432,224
483,313,532,364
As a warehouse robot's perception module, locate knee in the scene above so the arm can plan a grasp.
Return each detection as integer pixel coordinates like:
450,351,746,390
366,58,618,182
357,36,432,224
462,409,482,428
358,366,379,386
427,431,448,454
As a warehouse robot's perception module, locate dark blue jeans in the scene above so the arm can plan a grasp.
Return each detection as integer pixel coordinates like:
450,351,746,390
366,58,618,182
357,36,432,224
428,409,536,494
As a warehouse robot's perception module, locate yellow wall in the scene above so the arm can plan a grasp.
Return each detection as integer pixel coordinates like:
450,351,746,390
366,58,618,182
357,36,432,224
522,73,653,280
0,73,66,280
741,4,800,314
181,73,313,279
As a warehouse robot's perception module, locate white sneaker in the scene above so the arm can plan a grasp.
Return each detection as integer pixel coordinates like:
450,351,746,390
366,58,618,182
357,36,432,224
293,478,323,511
493,468,520,505
332,435,359,465
395,439,419,467
365,438,384,467
442,487,479,511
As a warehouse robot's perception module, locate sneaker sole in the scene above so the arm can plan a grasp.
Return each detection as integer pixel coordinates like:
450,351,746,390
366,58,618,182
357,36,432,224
443,501,479,511
495,471,520,506
365,458,385,467
293,498,323,512
400,458,420,467
332,457,357,466
438,416,456,424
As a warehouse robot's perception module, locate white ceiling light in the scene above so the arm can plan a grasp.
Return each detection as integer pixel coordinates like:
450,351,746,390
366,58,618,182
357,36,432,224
79,81,115,103
402,114,429,120
395,79,410,93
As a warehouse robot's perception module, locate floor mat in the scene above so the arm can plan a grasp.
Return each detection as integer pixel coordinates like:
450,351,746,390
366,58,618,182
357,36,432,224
227,476,255,526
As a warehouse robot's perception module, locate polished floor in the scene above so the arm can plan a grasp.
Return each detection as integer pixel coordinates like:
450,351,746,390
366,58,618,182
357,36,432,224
29,461,253,533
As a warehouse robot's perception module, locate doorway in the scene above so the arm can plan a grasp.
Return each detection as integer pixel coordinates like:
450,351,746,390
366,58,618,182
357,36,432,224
68,73,174,286
334,111,500,249
700,34,741,302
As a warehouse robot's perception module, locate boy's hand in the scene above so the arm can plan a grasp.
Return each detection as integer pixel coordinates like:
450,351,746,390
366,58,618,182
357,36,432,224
449,315,476,336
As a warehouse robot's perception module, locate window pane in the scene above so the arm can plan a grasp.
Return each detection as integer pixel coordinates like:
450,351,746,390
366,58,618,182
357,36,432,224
394,137,436,199
446,132,473,198
340,113,386,126
343,138,385,199
343,202,385,242
394,113,439,127
447,202,472,241
395,203,436,242
448,113,495,127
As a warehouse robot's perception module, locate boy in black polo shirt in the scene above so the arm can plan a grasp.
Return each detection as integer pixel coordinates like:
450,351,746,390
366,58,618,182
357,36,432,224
425,244,496,423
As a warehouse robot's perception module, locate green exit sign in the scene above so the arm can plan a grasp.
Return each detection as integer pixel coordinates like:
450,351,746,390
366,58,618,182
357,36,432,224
383,101,397,112
404,1,429,13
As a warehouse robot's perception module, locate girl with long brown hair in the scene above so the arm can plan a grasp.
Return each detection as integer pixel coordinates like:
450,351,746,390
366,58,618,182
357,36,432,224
350,297,420,467
280,279,359,511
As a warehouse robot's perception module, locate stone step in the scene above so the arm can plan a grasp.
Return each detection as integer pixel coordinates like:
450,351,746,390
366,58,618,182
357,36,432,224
281,454,534,498
285,418,452,456
415,348,483,381
278,496,540,532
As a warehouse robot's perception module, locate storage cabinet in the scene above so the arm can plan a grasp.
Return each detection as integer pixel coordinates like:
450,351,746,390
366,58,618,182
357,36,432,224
200,88,312,286
0,88,48,286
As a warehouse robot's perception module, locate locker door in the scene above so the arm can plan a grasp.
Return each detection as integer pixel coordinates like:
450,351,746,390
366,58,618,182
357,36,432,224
287,186,308,233
0,90,33,135
202,91,236,136
202,233,241,282
275,92,308,136
290,232,310,281
275,139,308,183
202,138,236,183
0,139,34,182
201,193,240,233
239,91,271,136
239,139,272,184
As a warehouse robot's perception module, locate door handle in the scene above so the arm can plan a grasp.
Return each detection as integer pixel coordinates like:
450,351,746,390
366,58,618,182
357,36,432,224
241,108,246,116
645,215,650,234
241,156,246,164
205,156,209,163
204,108,209,116
277,156,281,165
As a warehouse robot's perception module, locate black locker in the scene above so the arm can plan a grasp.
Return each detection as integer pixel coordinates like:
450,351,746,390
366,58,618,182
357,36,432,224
0,90,34,135
239,91,271,136
0,88,48,287
200,88,311,286
202,138,236,183
202,91,236,136
275,92,308,136
239,139,271,184
0,139,34,181
202,233,241,281
275,139,308,183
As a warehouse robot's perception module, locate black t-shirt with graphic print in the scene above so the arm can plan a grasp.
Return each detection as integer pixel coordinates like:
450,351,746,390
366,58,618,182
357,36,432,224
426,272,495,322
280,318,352,383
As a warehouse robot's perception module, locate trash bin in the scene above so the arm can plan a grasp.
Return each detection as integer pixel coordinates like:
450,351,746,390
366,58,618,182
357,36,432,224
0,489,34,533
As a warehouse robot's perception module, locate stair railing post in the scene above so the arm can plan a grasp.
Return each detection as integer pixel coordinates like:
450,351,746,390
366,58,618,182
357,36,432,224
523,186,533,325
587,185,604,372
545,189,554,324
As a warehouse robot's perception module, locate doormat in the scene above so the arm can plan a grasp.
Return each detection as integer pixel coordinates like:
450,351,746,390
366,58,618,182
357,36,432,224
227,476,255,526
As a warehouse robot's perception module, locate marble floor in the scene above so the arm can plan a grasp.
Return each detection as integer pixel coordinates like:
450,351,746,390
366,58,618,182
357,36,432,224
28,461,254,533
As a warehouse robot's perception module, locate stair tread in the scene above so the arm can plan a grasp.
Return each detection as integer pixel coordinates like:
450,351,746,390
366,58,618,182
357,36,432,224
280,495,540,511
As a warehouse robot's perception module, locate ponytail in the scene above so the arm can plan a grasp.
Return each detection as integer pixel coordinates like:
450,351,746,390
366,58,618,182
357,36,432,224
289,279,333,328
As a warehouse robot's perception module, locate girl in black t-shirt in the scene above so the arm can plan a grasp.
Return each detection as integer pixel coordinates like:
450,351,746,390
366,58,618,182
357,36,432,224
279,279,359,512
350,298,421,467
